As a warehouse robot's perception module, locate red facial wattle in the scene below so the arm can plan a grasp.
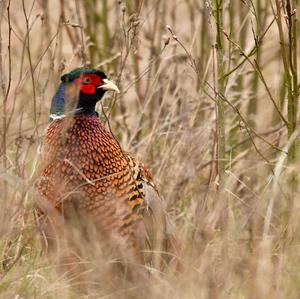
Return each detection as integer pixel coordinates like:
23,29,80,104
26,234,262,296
80,84,95,95
75,74,103,95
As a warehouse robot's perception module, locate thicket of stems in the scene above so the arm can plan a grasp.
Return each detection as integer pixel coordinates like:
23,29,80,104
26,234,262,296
0,1,300,298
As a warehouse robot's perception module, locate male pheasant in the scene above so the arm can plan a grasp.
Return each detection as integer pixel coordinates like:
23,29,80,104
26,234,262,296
35,68,166,266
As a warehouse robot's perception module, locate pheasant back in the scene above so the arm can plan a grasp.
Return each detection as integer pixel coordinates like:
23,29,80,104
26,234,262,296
36,115,157,249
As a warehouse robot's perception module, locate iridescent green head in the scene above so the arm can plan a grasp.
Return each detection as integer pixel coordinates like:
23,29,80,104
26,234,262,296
50,68,119,119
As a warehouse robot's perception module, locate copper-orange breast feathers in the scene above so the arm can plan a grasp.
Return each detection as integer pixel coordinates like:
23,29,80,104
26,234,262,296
35,68,162,253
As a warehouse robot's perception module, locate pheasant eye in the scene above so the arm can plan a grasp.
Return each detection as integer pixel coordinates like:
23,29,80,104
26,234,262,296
82,77,92,84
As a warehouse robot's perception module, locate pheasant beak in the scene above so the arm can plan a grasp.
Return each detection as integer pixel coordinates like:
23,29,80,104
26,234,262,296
98,79,120,93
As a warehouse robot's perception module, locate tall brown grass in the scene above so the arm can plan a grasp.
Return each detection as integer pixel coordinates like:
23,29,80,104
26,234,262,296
0,0,300,298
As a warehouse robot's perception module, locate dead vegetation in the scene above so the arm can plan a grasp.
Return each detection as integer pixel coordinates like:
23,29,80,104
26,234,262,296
0,0,300,298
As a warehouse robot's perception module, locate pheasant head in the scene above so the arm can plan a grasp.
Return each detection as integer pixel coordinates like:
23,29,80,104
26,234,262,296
50,68,119,119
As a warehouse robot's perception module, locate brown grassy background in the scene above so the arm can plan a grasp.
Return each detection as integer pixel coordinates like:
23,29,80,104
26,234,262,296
0,0,300,298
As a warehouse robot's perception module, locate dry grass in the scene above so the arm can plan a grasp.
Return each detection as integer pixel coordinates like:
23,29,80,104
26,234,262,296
0,0,300,298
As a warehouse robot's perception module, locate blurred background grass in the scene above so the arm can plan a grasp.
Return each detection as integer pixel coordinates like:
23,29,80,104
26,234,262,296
0,0,300,298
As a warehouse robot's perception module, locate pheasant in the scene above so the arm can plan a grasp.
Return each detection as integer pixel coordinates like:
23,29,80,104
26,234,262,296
35,68,166,267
